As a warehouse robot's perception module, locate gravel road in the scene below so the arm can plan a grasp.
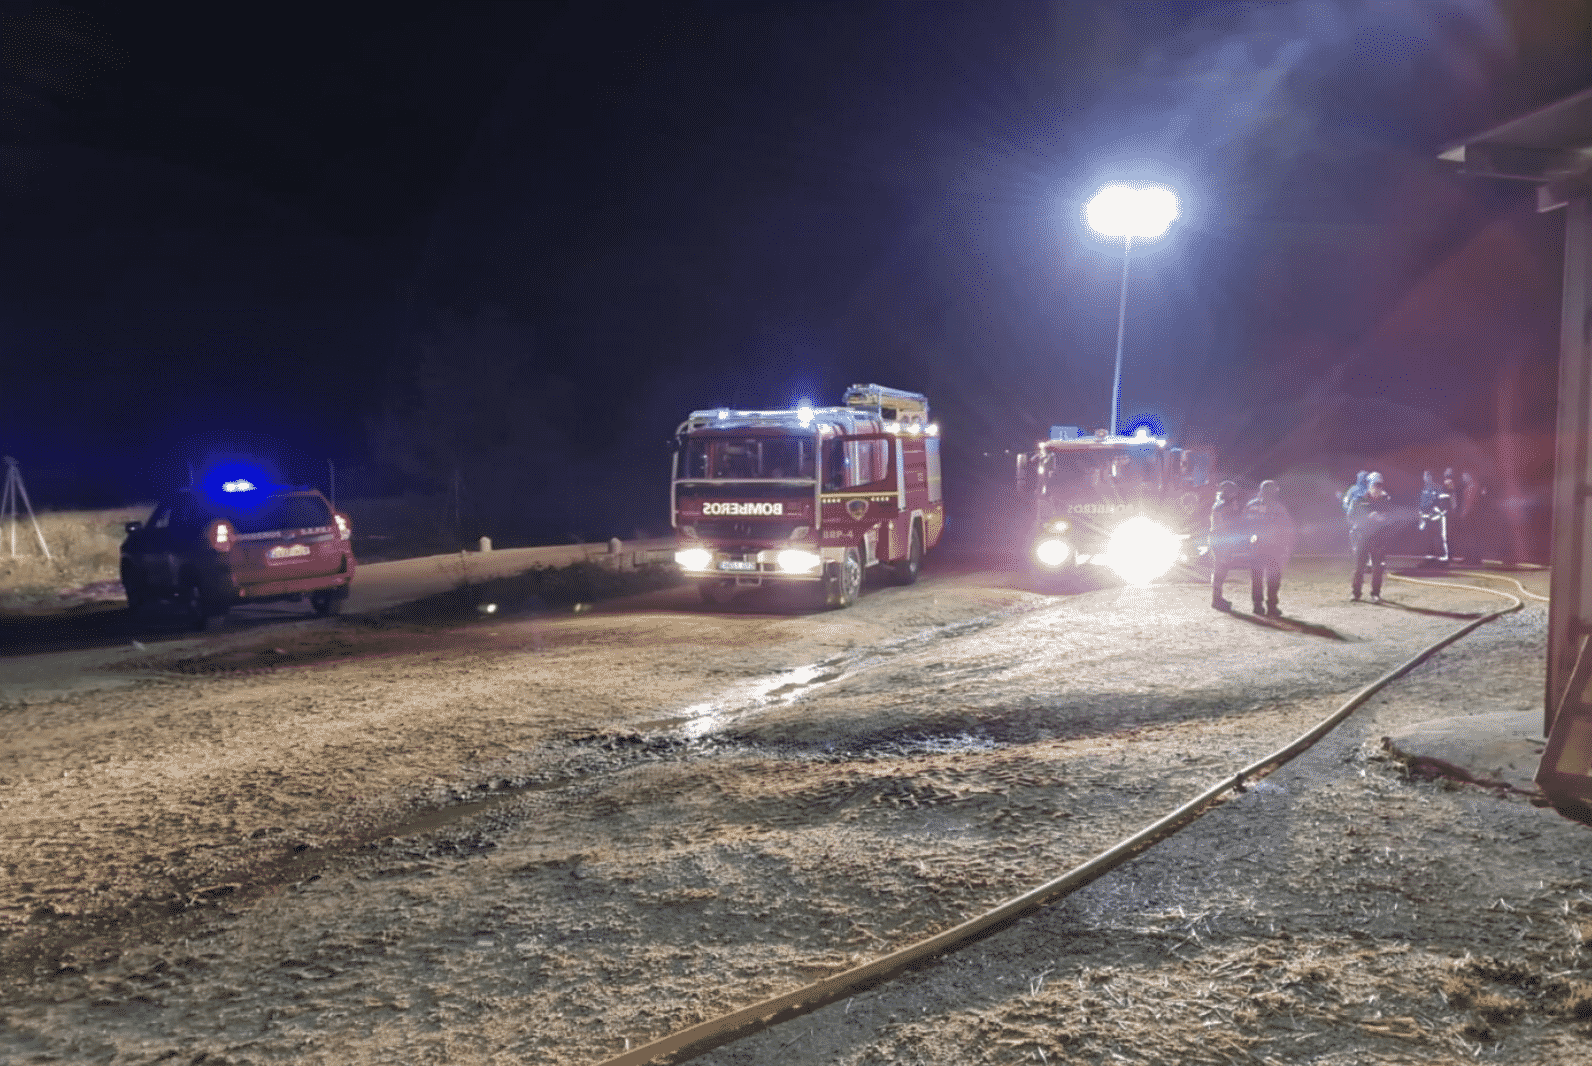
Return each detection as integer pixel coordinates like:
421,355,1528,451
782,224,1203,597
1,556,1586,1065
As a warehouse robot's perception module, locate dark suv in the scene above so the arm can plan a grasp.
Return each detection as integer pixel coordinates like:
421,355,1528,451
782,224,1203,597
120,481,355,629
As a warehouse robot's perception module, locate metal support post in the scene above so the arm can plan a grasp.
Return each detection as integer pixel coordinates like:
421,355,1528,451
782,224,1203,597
1110,235,1133,437
1,456,52,559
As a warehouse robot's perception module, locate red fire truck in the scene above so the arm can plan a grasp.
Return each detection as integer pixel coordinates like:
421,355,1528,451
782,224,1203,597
672,384,944,607
1015,425,1214,587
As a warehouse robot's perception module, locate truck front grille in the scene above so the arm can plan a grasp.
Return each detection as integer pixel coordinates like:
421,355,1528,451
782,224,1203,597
695,520,803,545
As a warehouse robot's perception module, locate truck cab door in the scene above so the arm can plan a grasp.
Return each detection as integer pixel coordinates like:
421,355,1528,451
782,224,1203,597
820,433,901,533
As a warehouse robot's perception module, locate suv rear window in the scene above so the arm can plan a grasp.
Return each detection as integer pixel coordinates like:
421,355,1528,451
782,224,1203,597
228,493,332,534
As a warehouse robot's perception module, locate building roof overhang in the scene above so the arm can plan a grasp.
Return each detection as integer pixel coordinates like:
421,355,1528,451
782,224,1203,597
1438,85,1592,211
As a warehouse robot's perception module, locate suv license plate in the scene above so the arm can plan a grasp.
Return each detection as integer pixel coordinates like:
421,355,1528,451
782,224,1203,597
719,560,757,572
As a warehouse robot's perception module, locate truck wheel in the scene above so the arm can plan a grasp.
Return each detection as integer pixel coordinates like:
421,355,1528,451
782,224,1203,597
827,548,862,608
893,525,923,585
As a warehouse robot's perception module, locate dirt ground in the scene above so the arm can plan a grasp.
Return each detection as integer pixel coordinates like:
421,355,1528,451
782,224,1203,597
1,556,1587,1065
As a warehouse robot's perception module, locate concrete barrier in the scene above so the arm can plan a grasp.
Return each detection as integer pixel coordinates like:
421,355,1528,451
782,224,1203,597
344,538,677,614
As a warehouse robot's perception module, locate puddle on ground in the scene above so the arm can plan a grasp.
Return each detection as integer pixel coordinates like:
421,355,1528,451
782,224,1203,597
862,730,999,757
627,605,1032,739
632,659,845,737
375,608,1047,845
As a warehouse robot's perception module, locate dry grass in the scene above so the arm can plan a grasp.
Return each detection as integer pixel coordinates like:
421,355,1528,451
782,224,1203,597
0,505,150,610
0,497,445,609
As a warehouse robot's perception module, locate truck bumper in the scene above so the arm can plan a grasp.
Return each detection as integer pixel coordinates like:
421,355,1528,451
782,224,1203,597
674,545,827,585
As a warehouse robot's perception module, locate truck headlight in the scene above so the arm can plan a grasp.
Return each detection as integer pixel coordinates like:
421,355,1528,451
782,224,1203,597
1044,518,1071,534
675,548,713,572
776,549,822,574
1104,516,1180,585
1034,538,1071,568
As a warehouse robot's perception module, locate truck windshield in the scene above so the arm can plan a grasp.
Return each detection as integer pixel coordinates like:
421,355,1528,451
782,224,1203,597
1042,449,1162,502
682,437,815,480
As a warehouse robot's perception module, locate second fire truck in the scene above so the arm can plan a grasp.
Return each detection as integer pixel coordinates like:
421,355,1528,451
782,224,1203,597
1015,425,1214,587
672,384,944,607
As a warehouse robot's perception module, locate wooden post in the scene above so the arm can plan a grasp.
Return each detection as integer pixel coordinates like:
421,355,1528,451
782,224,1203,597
1547,197,1592,736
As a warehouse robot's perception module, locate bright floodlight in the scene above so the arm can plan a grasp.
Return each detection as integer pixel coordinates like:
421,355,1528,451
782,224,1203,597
1086,181,1180,436
1104,516,1181,586
1086,184,1179,240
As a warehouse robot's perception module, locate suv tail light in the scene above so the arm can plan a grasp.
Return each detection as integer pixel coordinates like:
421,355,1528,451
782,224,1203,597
207,519,235,552
334,513,351,540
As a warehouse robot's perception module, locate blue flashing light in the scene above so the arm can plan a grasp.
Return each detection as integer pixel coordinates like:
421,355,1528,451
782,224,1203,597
1123,417,1164,440
196,460,281,506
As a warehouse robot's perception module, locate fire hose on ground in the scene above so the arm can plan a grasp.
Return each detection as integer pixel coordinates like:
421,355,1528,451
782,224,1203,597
592,575,1528,1066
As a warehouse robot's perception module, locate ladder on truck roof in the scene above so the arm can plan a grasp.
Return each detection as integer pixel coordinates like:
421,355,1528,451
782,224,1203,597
843,384,930,424
678,407,890,438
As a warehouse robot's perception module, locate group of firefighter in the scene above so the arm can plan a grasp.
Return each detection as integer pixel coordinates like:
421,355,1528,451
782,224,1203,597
1205,466,1487,616
1206,479,1295,616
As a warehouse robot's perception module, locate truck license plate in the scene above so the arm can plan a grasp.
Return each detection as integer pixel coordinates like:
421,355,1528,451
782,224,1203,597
719,560,757,571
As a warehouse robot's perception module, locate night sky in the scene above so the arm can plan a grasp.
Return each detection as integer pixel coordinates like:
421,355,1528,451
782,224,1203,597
4,1,1591,547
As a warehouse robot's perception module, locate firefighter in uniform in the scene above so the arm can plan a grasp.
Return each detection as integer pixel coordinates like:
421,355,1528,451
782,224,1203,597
1243,480,1295,617
1208,480,1245,611
1417,470,1453,565
1440,468,1461,562
1350,471,1395,601
1342,471,1370,519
